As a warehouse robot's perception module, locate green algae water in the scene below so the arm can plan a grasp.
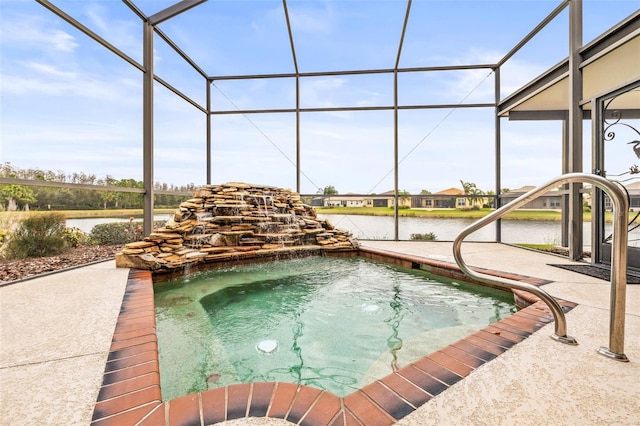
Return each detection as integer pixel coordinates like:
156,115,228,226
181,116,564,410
154,256,515,400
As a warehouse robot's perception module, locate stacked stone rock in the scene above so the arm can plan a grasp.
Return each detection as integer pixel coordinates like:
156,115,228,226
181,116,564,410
116,182,358,271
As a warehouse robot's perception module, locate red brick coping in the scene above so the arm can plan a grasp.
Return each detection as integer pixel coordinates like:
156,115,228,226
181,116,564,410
92,248,576,425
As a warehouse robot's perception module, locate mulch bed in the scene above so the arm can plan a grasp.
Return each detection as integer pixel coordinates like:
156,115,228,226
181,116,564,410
0,245,123,284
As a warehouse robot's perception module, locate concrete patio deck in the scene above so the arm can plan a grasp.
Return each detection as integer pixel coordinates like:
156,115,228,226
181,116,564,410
1,241,638,425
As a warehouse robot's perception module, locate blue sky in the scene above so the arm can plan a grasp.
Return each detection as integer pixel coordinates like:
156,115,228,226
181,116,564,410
1,0,638,195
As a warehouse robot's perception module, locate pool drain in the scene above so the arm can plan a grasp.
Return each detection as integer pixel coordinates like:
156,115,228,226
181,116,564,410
257,339,278,353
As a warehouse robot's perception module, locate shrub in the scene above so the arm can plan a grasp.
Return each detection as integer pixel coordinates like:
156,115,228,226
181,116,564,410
89,219,165,245
410,232,437,241
3,212,69,259
90,220,143,245
0,213,22,251
63,227,90,248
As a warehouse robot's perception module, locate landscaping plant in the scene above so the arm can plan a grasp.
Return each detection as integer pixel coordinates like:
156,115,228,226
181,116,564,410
3,212,69,259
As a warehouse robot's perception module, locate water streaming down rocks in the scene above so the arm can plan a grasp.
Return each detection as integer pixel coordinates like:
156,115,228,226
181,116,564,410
115,182,359,273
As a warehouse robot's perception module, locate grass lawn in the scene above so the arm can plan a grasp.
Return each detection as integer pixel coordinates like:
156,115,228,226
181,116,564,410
315,206,608,222
0,208,176,221
0,207,610,222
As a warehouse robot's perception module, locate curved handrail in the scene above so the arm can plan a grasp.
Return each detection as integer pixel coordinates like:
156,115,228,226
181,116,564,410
453,173,629,358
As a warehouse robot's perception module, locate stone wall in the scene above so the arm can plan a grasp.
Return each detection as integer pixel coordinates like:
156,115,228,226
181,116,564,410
116,182,358,272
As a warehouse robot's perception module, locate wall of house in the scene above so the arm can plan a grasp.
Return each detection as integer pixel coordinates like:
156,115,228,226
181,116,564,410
500,196,561,210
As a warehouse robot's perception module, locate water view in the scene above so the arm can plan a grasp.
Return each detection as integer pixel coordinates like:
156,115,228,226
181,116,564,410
66,213,640,247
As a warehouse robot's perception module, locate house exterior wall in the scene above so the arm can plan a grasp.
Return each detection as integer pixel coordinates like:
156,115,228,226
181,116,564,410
410,195,466,209
312,193,563,210
500,194,562,209
604,192,640,210
365,198,386,207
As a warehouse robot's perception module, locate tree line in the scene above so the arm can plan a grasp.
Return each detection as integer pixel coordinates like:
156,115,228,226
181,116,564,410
0,162,193,211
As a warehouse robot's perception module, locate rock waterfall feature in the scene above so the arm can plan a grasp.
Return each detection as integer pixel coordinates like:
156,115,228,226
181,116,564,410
116,182,358,274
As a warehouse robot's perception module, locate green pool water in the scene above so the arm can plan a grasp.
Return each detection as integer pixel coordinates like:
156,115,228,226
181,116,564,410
154,256,515,400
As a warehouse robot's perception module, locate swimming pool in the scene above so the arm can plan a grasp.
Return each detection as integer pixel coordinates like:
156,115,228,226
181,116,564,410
93,246,565,425
154,256,515,400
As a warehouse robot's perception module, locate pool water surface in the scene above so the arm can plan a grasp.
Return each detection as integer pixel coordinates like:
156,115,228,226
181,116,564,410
154,256,515,400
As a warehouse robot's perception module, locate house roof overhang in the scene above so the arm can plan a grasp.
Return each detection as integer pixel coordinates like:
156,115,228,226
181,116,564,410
498,10,640,121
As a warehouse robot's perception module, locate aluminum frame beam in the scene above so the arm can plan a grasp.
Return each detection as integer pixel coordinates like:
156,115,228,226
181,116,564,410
497,1,569,67
142,21,155,236
36,0,143,72
392,0,413,240
282,0,301,192
567,0,584,261
142,0,207,235
209,64,496,81
148,0,208,26
208,103,494,116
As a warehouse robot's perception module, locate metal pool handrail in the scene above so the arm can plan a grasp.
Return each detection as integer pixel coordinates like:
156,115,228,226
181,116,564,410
453,172,630,361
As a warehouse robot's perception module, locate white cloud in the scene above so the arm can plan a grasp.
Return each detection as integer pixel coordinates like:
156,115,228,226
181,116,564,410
23,61,78,79
85,4,110,33
288,4,334,35
250,4,286,35
49,29,80,52
430,48,549,104
499,59,549,98
1,70,140,103
0,14,79,53
299,75,390,110
74,2,142,61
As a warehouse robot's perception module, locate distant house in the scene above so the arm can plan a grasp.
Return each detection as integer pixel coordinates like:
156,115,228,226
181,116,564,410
367,196,389,207
340,190,412,208
625,182,640,210
604,181,640,211
411,188,470,209
500,185,562,209
310,197,324,207
324,196,365,207
310,195,364,207
311,191,416,208
365,190,412,208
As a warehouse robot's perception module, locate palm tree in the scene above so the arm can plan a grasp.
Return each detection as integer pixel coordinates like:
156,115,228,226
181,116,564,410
460,180,484,208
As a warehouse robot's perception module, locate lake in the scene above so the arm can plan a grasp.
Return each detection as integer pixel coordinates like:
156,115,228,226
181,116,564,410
318,214,640,248
65,213,639,248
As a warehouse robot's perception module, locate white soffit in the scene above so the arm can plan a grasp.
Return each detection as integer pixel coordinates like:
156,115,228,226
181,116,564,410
501,27,640,117
582,34,640,110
